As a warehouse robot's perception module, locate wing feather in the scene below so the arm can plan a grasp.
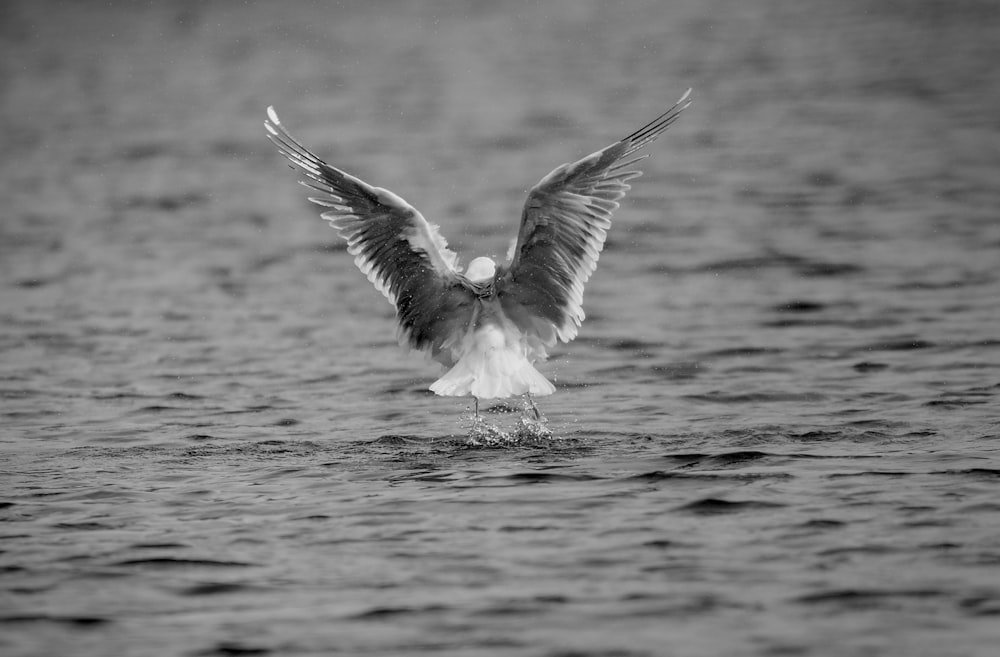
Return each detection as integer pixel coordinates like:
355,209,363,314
496,90,692,347
265,107,474,364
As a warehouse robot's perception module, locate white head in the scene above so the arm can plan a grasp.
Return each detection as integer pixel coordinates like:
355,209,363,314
465,256,496,283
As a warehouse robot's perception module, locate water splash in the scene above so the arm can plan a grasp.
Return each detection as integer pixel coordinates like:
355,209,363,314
465,399,553,447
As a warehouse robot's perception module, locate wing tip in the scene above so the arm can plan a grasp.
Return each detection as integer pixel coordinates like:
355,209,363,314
677,88,693,114
264,106,282,137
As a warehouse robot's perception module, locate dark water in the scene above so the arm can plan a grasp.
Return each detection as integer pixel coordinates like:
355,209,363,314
3,1,1000,655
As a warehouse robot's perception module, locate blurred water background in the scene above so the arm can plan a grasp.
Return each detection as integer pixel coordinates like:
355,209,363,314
2,1,999,655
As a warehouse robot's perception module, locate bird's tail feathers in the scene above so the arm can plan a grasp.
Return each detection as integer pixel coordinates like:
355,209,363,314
429,326,555,400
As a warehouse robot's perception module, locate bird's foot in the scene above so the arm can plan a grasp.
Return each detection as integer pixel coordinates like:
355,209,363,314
515,396,550,440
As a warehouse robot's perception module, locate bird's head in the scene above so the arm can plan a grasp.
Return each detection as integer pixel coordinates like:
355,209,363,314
465,256,497,283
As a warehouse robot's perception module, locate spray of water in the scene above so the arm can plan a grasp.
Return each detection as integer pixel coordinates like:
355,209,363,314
465,398,553,447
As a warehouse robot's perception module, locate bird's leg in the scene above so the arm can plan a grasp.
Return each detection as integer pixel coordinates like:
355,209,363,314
473,397,480,422
526,394,542,421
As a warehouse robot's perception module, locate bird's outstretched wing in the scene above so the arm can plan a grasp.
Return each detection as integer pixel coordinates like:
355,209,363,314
496,89,692,350
265,107,476,364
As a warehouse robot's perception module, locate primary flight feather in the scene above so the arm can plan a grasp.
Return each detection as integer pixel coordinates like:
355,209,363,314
265,89,691,411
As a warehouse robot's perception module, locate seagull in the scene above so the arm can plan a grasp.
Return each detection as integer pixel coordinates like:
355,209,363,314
265,89,691,418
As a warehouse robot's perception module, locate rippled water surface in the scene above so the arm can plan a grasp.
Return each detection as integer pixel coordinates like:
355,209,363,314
2,1,999,655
